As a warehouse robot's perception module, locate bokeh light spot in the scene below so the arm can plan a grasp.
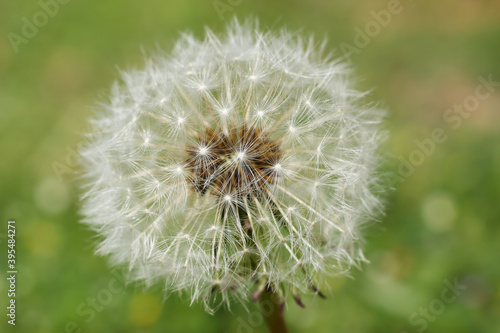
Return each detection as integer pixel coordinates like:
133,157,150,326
129,293,161,327
421,192,457,232
34,177,70,214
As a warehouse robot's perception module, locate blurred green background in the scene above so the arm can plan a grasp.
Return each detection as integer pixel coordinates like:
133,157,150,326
1,0,499,332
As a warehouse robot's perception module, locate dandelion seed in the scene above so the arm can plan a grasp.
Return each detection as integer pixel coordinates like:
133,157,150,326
79,19,386,316
236,151,246,160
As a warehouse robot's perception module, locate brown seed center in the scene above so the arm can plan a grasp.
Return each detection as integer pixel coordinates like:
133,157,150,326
185,126,282,199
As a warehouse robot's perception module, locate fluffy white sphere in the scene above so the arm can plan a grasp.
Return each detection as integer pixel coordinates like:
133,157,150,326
80,19,385,311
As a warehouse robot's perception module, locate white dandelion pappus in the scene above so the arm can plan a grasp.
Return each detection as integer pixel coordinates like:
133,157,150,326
80,19,385,312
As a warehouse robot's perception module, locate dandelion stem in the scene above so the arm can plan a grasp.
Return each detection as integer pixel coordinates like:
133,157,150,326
259,289,288,333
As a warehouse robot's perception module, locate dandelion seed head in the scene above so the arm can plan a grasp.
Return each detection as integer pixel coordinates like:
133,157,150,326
80,19,386,312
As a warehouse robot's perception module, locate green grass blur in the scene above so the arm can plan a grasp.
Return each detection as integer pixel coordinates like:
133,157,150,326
1,0,499,332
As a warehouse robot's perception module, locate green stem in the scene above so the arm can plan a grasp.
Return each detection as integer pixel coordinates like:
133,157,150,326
259,290,288,333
